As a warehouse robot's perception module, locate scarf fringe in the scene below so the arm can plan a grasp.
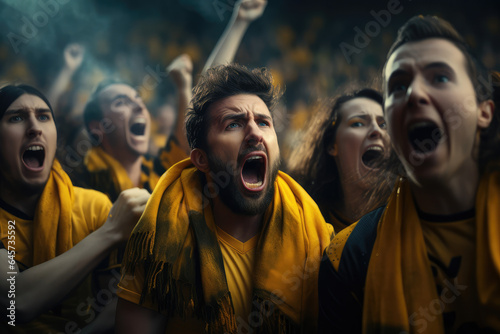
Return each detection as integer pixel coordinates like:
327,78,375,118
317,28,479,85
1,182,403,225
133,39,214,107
123,231,237,334
252,296,301,334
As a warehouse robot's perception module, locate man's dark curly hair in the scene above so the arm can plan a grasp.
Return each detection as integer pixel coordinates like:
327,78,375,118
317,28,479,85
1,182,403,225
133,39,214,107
186,64,282,151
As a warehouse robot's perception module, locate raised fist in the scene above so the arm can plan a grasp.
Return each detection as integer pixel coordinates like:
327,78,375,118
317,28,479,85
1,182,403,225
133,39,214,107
64,43,85,72
167,54,193,90
236,0,267,22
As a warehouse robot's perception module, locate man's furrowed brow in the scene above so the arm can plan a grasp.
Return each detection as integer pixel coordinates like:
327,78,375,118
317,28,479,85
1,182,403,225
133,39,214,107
423,61,454,73
220,112,246,123
5,108,51,115
255,113,272,121
4,109,22,115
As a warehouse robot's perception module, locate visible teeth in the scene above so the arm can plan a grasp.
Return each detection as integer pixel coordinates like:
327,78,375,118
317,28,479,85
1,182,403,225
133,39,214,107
247,156,262,161
367,146,382,151
27,146,44,151
245,181,263,188
132,118,146,125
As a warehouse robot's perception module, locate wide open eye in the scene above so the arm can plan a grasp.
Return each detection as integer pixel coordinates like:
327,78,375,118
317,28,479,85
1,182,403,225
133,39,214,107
390,83,408,95
38,114,51,121
226,122,240,130
434,74,450,84
9,115,23,123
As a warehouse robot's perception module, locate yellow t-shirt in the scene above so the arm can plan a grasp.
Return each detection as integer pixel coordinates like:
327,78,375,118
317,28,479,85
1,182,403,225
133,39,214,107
117,227,258,333
421,211,481,332
216,226,258,322
0,187,112,333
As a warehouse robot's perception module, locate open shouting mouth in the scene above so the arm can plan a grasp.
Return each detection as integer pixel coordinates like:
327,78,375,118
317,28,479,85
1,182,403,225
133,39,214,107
408,121,444,154
130,117,147,136
361,145,384,168
23,145,45,171
240,153,267,192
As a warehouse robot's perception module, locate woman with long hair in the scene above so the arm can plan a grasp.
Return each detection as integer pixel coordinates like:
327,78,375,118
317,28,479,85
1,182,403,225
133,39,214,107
288,88,395,232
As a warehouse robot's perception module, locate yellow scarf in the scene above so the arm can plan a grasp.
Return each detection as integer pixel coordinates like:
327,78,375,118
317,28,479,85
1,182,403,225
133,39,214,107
122,158,333,333
84,146,160,194
33,159,74,265
363,169,500,333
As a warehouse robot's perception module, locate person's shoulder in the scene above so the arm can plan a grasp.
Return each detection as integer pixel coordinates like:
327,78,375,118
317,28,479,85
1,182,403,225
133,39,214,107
326,206,384,278
73,186,112,210
72,187,112,231
346,206,384,250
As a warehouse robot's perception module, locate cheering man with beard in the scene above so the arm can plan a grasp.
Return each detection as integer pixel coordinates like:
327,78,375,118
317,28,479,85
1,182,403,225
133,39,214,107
115,64,334,333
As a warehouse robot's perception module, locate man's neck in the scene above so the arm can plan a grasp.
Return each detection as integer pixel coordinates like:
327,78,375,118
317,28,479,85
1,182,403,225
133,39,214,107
410,162,480,216
102,146,143,187
0,184,41,218
121,157,143,187
211,197,263,243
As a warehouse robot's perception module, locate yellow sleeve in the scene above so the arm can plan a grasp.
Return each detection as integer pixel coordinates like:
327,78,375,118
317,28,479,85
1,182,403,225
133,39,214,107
73,187,112,232
117,265,158,311
117,266,143,304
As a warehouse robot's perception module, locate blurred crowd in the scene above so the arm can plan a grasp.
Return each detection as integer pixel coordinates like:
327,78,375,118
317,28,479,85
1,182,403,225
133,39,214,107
1,0,499,162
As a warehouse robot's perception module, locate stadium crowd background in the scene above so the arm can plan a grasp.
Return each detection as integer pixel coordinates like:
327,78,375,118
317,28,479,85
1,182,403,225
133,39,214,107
1,0,499,162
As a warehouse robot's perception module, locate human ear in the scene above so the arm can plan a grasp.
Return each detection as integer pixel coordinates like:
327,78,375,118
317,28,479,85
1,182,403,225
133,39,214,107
477,99,494,129
88,120,105,143
190,148,210,173
327,143,338,157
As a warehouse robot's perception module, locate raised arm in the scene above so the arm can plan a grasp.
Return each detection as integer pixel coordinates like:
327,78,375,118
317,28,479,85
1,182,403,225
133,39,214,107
167,54,193,154
0,188,150,324
202,0,267,74
46,43,85,113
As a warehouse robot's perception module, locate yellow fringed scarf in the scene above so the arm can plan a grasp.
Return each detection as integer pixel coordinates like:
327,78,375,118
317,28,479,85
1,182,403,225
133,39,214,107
33,159,74,265
363,169,500,333
122,158,333,333
84,146,160,193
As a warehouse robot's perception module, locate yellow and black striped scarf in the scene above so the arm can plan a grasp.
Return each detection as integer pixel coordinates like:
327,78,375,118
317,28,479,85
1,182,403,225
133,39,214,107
84,141,188,201
121,158,333,333
84,146,159,199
